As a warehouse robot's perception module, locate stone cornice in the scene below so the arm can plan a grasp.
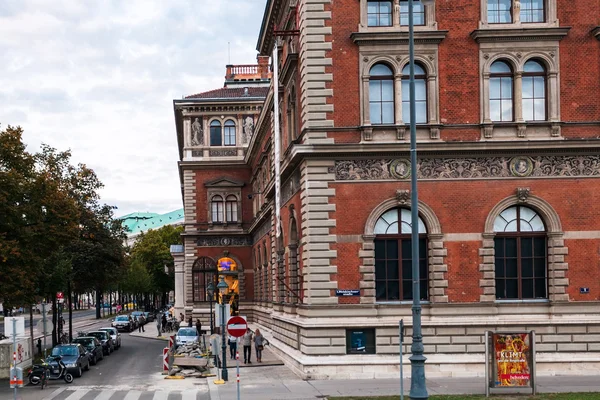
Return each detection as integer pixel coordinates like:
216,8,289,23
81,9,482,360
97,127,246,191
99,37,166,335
470,27,571,43
351,30,448,46
593,26,600,40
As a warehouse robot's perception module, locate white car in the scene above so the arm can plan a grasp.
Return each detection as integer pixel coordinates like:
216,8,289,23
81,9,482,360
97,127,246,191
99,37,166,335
175,327,199,346
99,327,121,349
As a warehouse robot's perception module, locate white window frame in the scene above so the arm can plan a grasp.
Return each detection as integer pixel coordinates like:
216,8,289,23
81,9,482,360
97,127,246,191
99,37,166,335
479,0,558,28
480,50,560,139
359,0,437,32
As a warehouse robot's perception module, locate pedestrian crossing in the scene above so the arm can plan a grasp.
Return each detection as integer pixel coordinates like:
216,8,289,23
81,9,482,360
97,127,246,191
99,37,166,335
40,387,210,400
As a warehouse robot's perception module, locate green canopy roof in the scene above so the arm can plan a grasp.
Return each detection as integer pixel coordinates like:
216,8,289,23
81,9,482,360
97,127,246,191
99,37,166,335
118,209,184,236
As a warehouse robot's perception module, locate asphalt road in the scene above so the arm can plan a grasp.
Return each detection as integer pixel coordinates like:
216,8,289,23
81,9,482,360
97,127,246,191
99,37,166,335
1,309,97,333
1,321,209,400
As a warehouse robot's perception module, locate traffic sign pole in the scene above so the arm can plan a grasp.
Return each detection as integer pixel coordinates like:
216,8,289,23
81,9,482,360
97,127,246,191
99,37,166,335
236,338,240,400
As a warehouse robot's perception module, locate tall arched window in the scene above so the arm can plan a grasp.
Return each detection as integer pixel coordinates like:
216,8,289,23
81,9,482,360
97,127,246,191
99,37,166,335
490,60,513,122
367,0,392,26
401,63,427,124
211,195,224,223
210,120,222,146
288,216,300,304
399,0,425,26
522,60,546,121
225,195,238,222
488,0,512,23
287,88,297,143
224,120,236,146
262,244,269,301
369,64,394,125
192,257,217,302
374,208,428,301
493,206,547,300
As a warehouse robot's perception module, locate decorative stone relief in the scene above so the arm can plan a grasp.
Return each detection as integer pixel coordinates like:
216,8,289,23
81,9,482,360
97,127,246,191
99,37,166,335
242,116,254,144
517,124,527,138
429,127,440,140
191,117,203,146
197,236,252,247
191,150,203,157
516,187,531,203
396,126,406,140
483,125,494,139
209,149,237,157
396,189,410,205
334,155,600,181
551,124,561,137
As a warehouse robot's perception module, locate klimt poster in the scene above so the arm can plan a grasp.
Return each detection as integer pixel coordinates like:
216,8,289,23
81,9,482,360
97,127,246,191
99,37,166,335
493,333,532,387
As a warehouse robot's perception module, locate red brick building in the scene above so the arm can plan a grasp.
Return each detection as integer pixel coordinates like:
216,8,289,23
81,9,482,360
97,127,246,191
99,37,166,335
173,0,600,378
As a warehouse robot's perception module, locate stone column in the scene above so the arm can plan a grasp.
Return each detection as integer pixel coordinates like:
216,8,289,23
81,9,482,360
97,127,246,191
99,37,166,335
395,74,403,124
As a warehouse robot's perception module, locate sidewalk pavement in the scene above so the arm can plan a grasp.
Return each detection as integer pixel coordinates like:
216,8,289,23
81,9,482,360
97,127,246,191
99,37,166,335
130,323,600,399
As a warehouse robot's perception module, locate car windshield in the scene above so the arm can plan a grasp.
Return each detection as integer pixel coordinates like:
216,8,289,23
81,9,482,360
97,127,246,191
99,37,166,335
88,332,106,340
178,328,197,337
100,328,115,334
115,316,129,321
52,346,78,356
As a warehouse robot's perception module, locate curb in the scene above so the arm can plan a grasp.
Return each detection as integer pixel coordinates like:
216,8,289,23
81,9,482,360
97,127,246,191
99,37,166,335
206,369,222,400
128,333,170,342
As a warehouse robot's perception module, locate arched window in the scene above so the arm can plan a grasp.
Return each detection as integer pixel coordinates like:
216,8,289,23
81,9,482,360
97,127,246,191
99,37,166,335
288,216,300,304
522,60,546,121
401,63,427,124
374,208,428,301
490,60,513,122
493,206,547,300
369,64,394,125
367,0,392,27
224,120,236,146
262,244,269,301
399,0,425,26
287,88,297,143
488,0,512,24
192,257,217,302
225,195,238,222
211,195,224,223
210,120,222,146
520,0,545,23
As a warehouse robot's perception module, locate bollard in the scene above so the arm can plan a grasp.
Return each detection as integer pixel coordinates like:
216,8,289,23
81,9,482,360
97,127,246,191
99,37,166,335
163,347,169,373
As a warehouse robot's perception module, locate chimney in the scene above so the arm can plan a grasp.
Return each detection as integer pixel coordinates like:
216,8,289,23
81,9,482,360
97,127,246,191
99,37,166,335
257,55,270,79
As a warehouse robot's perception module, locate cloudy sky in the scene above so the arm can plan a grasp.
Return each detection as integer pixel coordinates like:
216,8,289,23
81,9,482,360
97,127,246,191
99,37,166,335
0,0,265,217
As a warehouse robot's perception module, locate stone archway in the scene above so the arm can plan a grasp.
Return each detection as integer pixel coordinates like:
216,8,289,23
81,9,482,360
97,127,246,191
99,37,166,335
479,192,567,302
360,192,447,304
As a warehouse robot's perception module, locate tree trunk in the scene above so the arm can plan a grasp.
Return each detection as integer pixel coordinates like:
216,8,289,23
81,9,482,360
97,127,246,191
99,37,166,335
95,290,101,319
67,280,73,342
51,296,57,347
29,305,34,355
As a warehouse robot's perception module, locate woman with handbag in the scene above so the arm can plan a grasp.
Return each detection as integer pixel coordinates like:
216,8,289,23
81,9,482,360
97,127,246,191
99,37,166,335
253,329,268,363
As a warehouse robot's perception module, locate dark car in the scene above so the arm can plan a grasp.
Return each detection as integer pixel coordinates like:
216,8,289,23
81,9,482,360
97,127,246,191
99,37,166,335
99,327,121,349
143,311,154,322
50,344,90,377
72,337,104,365
111,315,132,332
87,331,114,355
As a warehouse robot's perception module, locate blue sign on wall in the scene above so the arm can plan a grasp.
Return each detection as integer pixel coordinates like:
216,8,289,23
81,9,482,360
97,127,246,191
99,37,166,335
335,289,360,297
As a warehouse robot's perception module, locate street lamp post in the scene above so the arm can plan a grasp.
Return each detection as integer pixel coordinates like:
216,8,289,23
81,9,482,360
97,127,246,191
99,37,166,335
207,282,215,335
217,277,229,381
407,0,431,399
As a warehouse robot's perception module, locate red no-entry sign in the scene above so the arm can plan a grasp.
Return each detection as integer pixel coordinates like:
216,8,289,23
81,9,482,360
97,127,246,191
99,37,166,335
227,316,247,337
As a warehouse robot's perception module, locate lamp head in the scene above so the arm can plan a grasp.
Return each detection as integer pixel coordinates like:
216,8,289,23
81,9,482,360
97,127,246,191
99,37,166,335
217,277,228,294
207,281,215,296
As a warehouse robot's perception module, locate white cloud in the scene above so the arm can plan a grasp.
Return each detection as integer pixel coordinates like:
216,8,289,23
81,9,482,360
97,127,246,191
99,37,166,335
0,0,266,217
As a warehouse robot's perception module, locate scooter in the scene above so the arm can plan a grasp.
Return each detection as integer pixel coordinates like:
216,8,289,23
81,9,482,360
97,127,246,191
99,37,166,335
28,355,74,387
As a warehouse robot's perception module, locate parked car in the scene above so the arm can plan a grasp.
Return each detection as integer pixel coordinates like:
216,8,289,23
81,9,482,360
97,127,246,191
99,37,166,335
86,331,114,355
72,337,104,365
50,344,90,378
112,315,133,332
143,311,154,322
175,327,199,346
131,311,146,326
98,327,121,349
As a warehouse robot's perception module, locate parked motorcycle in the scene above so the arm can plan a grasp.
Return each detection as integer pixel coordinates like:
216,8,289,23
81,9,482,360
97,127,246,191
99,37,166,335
28,355,74,387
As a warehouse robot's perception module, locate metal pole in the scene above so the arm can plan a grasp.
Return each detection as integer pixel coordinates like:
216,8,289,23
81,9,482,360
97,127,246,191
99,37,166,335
12,318,17,400
485,331,489,398
236,337,241,400
400,319,404,400
408,0,428,398
209,298,213,335
220,303,228,381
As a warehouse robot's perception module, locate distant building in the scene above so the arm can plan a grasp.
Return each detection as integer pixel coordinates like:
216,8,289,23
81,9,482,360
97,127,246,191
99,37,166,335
119,209,184,246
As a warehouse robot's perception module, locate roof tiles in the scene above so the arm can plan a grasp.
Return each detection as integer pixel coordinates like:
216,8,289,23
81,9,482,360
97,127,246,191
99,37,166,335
185,86,269,100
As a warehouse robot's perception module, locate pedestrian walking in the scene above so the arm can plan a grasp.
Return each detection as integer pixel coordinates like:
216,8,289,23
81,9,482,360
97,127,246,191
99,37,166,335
195,319,202,336
188,316,193,327
161,313,167,333
138,314,145,332
228,334,237,360
179,313,185,322
254,328,268,362
242,328,253,364
156,316,161,337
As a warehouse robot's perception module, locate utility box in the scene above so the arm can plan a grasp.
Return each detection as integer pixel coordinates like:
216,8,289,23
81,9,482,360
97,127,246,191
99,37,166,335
9,366,23,388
